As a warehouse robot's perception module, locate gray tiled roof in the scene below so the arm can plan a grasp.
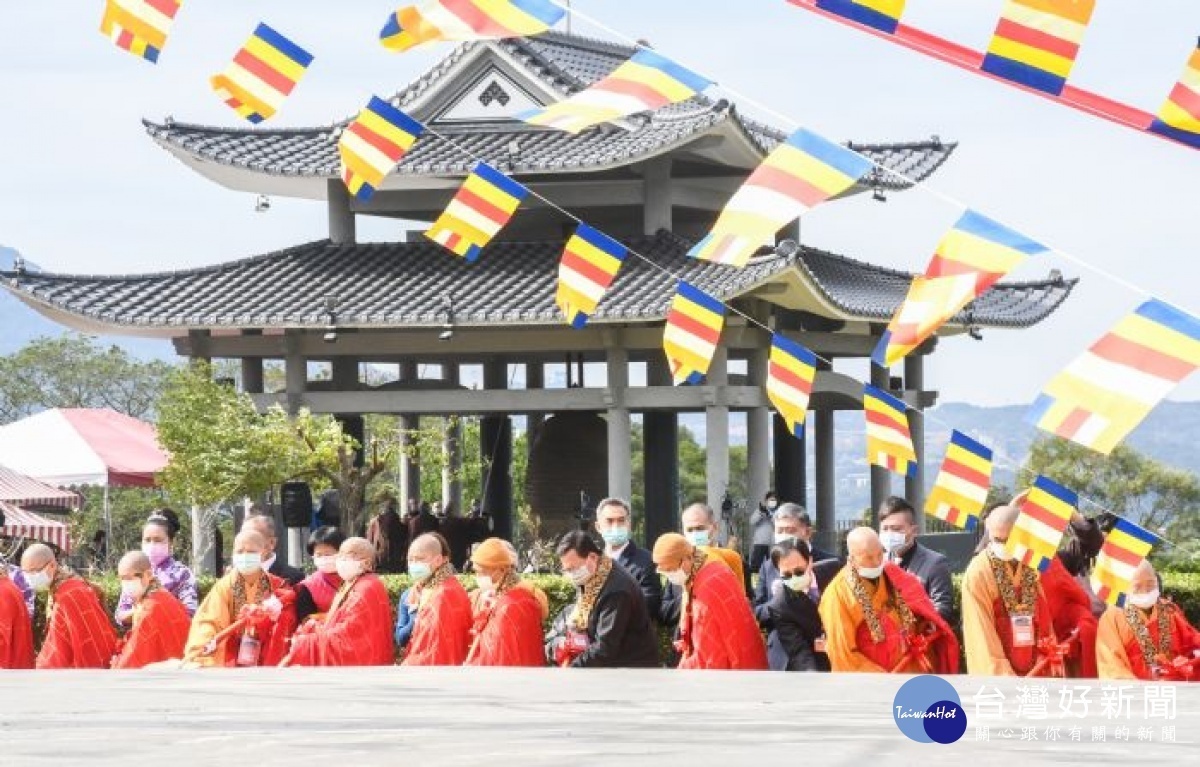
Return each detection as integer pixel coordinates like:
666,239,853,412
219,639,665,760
144,31,955,188
0,231,1074,331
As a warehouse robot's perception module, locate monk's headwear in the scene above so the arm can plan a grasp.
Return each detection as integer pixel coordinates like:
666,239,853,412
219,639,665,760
472,537,516,570
652,533,693,569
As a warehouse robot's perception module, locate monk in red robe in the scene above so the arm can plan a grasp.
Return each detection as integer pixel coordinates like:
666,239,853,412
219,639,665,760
1,562,34,669
819,528,958,674
402,533,473,667
1041,556,1099,678
1097,559,1200,681
112,551,191,669
21,543,117,669
652,533,767,670
283,537,394,667
464,538,548,667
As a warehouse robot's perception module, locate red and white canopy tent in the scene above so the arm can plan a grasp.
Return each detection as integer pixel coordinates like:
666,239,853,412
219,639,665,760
0,465,81,553
0,501,73,553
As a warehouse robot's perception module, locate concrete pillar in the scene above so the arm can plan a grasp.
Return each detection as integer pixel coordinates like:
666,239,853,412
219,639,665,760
282,330,307,567
705,346,730,539
327,179,356,245
188,329,212,365
526,362,544,461
746,348,771,512
481,359,513,540
606,346,632,506
773,413,807,506
643,357,678,546
869,363,892,527
905,354,927,534
814,361,836,555
400,361,421,510
442,363,463,516
643,157,673,235
240,331,264,394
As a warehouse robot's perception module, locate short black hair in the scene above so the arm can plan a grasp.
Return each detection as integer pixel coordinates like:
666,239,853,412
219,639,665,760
770,538,812,567
146,508,181,540
307,526,346,555
556,529,603,559
879,496,917,525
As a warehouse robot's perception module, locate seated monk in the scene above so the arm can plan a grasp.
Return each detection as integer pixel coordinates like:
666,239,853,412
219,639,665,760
1097,559,1200,681
182,530,297,667
401,533,473,667
651,533,768,670
962,504,1059,676
21,543,116,669
464,538,548,667
1,561,34,669
819,528,958,674
113,551,191,669
283,537,394,667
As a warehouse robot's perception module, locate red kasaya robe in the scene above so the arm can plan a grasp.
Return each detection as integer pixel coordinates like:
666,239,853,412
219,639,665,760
465,582,547,667
1096,602,1200,681
1041,556,1098,677
677,556,768,671
37,577,118,669
113,589,191,669
284,573,394,667
402,576,474,667
1,576,34,669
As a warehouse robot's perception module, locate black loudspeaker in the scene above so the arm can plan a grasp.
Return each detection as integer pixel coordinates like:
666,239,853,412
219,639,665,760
280,481,314,528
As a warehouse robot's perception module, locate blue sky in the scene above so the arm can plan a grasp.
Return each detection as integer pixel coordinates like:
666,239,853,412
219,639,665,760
1,1,1198,406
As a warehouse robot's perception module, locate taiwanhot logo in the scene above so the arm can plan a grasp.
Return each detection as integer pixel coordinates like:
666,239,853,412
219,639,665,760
892,675,967,744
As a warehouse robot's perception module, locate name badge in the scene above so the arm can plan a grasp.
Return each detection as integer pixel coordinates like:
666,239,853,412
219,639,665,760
1011,614,1035,648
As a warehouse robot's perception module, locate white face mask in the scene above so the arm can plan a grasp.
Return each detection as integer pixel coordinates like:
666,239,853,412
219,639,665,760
233,553,262,575
336,558,364,581
1127,589,1159,610
856,563,884,580
25,568,52,592
566,565,593,587
120,578,147,600
880,531,908,555
663,569,688,587
476,575,495,593
313,555,337,574
766,500,778,511
773,532,797,545
784,571,812,593
990,541,1015,561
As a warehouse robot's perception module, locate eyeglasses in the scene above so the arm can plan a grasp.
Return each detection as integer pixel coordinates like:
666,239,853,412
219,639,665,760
780,569,809,579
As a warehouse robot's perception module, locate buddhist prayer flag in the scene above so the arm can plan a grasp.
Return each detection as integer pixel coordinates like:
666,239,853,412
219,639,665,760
663,282,725,385
925,431,993,531
1149,41,1200,150
1028,299,1200,455
863,384,917,478
380,0,565,52
1091,518,1160,607
210,23,313,124
814,0,906,34
339,97,425,202
1005,475,1077,572
99,0,182,63
689,128,874,268
519,49,713,135
980,0,1096,96
555,224,627,328
926,209,1047,293
426,163,528,261
872,273,980,367
767,335,818,439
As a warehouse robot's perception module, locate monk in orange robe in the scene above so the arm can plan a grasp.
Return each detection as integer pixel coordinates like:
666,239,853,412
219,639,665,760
1,563,34,669
652,533,767,670
112,551,191,669
819,527,958,674
283,537,394,667
20,543,117,669
402,533,473,667
1097,559,1200,681
464,538,548,667
962,504,1059,676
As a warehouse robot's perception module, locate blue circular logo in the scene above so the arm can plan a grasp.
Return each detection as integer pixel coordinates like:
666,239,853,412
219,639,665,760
892,675,966,744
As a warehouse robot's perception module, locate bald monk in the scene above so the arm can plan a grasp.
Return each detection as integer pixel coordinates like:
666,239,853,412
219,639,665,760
0,562,34,669
962,504,1058,676
183,530,297,667
652,533,767,670
20,544,117,669
284,537,394,667
401,533,473,666
681,503,749,592
819,528,958,674
464,538,548,667
112,551,191,669
1097,560,1200,681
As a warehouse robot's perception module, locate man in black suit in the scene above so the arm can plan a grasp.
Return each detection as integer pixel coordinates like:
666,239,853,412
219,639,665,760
593,497,661,621
878,496,954,621
765,538,830,672
242,513,304,585
753,503,840,623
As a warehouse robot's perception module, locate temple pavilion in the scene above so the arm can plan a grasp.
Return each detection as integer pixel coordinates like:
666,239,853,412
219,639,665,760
1,31,1075,552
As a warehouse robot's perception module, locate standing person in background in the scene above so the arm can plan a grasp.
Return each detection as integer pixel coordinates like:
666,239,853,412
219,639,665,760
594,498,661,621
409,500,441,540
242,514,304,586
876,497,954,622
749,492,778,574
294,526,346,625
367,494,409,574
115,509,198,626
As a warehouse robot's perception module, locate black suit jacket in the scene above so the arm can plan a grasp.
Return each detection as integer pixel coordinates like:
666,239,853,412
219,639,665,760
548,565,661,668
614,542,662,622
766,587,830,672
894,542,954,621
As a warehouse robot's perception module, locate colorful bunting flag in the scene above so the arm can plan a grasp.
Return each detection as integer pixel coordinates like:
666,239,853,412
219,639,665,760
872,274,980,367
663,282,726,385
926,209,1047,293
519,49,712,135
1090,518,1160,607
555,224,627,328
980,0,1096,96
1028,299,1200,455
689,128,874,268
1005,475,1077,572
99,0,182,64
925,431,993,531
210,23,313,124
814,0,907,34
380,0,566,52
338,97,425,202
426,163,528,261
1149,41,1200,150
863,384,917,478
767,335,818,439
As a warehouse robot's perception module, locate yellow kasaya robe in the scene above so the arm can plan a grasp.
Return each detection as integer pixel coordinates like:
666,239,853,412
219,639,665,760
961,552,1056,676
700,546,745,588
183,570,294,667
1096,602,1200,681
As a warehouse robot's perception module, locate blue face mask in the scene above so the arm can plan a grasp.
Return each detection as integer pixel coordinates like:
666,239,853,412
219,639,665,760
409,562,433,582
686,530,711,548
601,527,630,547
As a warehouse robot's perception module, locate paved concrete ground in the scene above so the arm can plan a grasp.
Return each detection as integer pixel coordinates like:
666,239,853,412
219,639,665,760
0,668,1195,766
